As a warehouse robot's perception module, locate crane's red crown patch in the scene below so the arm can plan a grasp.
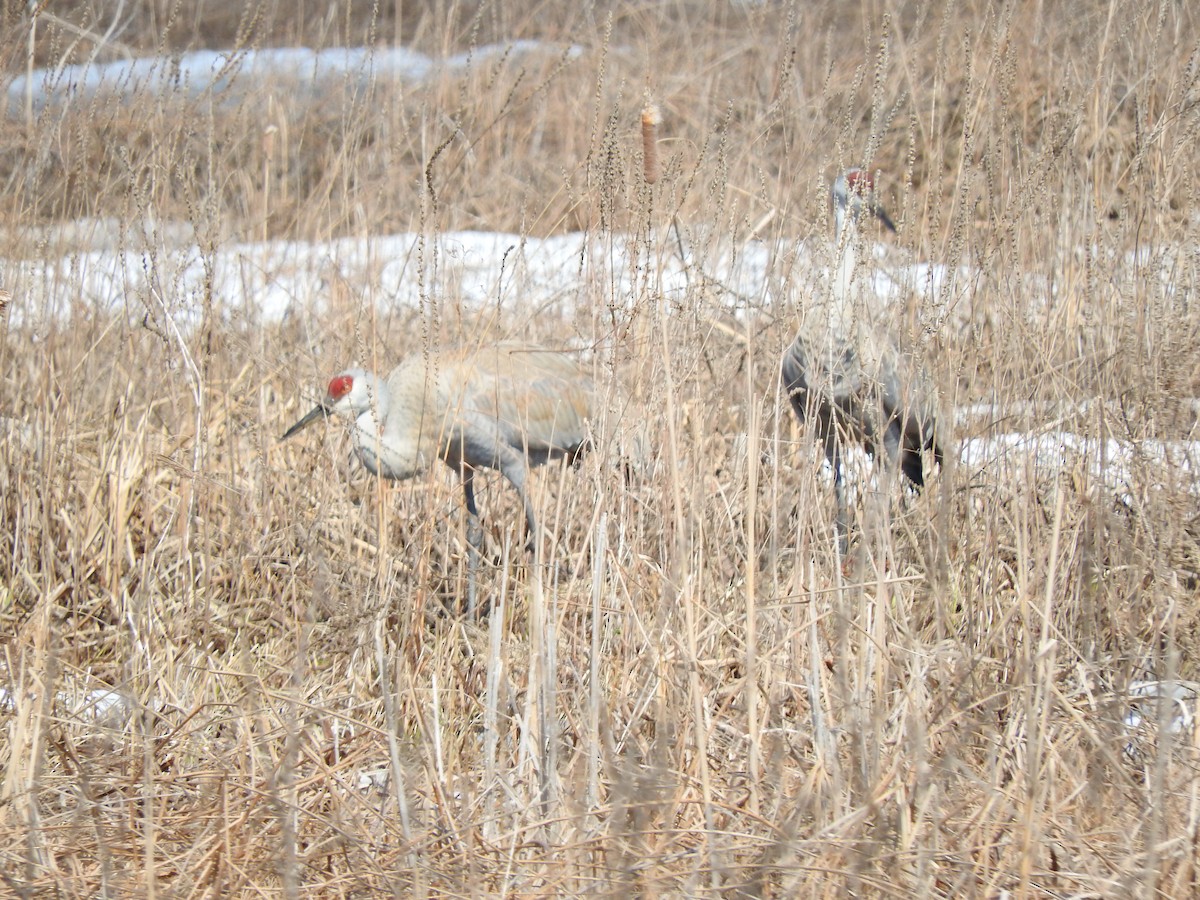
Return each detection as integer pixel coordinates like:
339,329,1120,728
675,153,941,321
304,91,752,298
328,373,354,400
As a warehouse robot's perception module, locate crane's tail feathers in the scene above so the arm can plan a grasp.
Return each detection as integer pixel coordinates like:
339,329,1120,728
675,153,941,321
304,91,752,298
901,432,943,489
901,450,926,488
565,437,592,466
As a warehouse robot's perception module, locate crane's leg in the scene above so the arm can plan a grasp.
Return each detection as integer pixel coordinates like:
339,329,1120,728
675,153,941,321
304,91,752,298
825,431,849,557
496,453,539,557
882,420,904,482
461,469,483,617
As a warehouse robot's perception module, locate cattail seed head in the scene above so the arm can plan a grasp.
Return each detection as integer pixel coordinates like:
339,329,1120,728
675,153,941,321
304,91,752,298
641,104,662,185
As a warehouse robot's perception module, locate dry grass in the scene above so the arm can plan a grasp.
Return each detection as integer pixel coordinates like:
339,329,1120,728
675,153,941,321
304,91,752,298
2,0,1200,896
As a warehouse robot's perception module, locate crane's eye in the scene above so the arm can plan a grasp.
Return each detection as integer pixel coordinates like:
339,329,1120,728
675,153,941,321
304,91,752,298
328,374,354,400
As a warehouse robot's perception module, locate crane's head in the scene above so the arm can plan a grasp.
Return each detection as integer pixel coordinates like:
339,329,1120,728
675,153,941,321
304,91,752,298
833,168,896,232
280,367,378,440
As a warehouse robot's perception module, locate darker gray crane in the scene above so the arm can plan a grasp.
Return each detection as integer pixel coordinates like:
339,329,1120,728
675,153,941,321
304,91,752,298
781,169,942,551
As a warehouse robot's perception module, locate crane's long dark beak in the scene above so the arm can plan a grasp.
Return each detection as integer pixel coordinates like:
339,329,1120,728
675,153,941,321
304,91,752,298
873,202,896,233
281,404,329,441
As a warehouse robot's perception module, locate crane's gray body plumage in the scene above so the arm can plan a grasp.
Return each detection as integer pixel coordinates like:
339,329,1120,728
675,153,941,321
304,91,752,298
782,169,942,547
782,320,940,486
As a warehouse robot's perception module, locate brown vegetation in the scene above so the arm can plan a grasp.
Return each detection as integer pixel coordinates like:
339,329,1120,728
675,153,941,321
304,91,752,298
2,0,1200,895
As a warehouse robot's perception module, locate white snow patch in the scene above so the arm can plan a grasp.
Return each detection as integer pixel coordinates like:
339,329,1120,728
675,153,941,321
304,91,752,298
8,42,583,114
3,226,785,334
959,430,1200,501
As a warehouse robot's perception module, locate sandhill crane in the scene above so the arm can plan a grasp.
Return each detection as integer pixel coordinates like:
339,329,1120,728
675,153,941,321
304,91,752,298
781,168,942,552
282,342,595,607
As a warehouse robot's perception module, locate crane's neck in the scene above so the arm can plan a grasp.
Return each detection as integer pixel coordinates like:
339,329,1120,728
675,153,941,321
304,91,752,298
829,202,869,334
349,377,426,481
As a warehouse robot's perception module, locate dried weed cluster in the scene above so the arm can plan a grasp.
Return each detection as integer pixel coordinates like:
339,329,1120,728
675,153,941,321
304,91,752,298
2,0,1200,896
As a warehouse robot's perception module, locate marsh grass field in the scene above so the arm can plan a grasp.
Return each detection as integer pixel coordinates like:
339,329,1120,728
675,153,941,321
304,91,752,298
3,0,1200,895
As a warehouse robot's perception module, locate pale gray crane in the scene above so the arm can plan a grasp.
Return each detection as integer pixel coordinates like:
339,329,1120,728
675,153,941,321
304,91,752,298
282,342,595,608
781,168,942,552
